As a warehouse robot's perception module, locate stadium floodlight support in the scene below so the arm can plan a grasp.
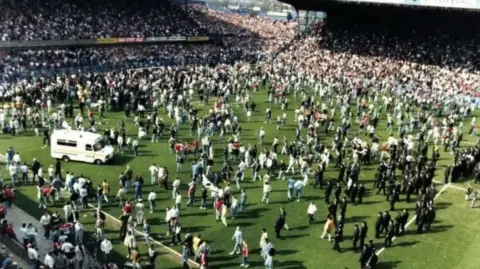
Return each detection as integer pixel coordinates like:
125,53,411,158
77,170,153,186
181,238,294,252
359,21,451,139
297,9,325,34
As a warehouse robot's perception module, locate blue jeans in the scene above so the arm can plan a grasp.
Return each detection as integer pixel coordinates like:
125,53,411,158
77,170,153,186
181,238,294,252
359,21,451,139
232,242,241,253
11,173,18,185
239,202,246,212
296,189,302,200
201,198,206,208
22,172,28,184
145,232,150,245
76,230,84,245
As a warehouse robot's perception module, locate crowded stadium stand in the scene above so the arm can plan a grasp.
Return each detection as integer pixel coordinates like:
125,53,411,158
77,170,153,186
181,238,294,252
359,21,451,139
0,0,205,41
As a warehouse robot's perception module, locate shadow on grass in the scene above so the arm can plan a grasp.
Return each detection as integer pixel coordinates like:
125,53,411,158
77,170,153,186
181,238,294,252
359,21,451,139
276,259,308,269
283,233,309,239
395,240,419,248
377,260,402,269
346,215,370,223
110,154,135,165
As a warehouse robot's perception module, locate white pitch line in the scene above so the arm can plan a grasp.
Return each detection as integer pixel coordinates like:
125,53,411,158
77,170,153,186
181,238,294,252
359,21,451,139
376,182,451,256
432,180,468,192
0,156,199,267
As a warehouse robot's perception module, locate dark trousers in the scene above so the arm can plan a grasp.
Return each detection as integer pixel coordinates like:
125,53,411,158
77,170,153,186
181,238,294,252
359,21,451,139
333,241,341,252
43,225,51,239
275,227,281,238
172,233,181,244
82,197,88,209
308,214,314,224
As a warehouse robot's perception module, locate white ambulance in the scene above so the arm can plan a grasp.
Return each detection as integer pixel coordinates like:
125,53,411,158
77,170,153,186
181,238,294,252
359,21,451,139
51,130,114,165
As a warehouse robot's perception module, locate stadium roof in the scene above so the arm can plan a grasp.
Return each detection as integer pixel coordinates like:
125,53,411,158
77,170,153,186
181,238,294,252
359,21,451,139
279,0,480,11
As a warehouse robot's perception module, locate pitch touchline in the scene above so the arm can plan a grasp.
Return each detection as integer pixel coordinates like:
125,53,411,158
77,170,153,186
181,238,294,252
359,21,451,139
432,180,468,192
376,183,451,256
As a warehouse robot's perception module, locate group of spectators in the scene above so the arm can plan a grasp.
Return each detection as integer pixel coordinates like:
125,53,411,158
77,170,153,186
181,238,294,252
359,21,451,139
0,0,205,41
187,5,297,40
269,6,480,103
0,3,478,105
0,44,265,85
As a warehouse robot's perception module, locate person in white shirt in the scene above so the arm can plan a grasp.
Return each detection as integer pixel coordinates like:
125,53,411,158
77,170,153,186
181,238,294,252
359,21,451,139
221,204,228,227
135,199,145,224
117,136,124,153
261,182,272,204
8,163,17,185
20,162,28,185
132,139,139,156
148,164,158,185
175,192,182,212
61,241,74,253
148,191,157,213
307,201,318,224
12,152,21,168
47,165,55,179
100,238,113,263
78,176,86,189
172,178,180,200
258,127,265,145
37,166,43,181
39,212,52,240
124,231,136,258
44,251,55,269
27,245,39,264
165,207,172,236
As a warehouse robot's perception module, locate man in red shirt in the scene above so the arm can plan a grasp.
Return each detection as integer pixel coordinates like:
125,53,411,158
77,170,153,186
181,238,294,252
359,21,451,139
123,202,133,215
214,199,223,221
192,139,199,158
187,183,195,207
241,240,249,267
4,186,14,209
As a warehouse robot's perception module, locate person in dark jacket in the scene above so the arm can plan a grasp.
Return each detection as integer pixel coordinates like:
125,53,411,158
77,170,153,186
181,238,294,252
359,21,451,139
374,212,382,238
352,223,360,252
325,181,333,204
55,159,62,180
333,229,342,253
274,213,285,239
359,221,368,250
357,184,366,204
444,165,452,184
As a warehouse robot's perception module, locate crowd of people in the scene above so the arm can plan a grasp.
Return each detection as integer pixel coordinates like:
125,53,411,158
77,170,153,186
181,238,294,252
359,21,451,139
187,6,297,40
0,2,479,269
0,0,205,41
0,44,263,85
